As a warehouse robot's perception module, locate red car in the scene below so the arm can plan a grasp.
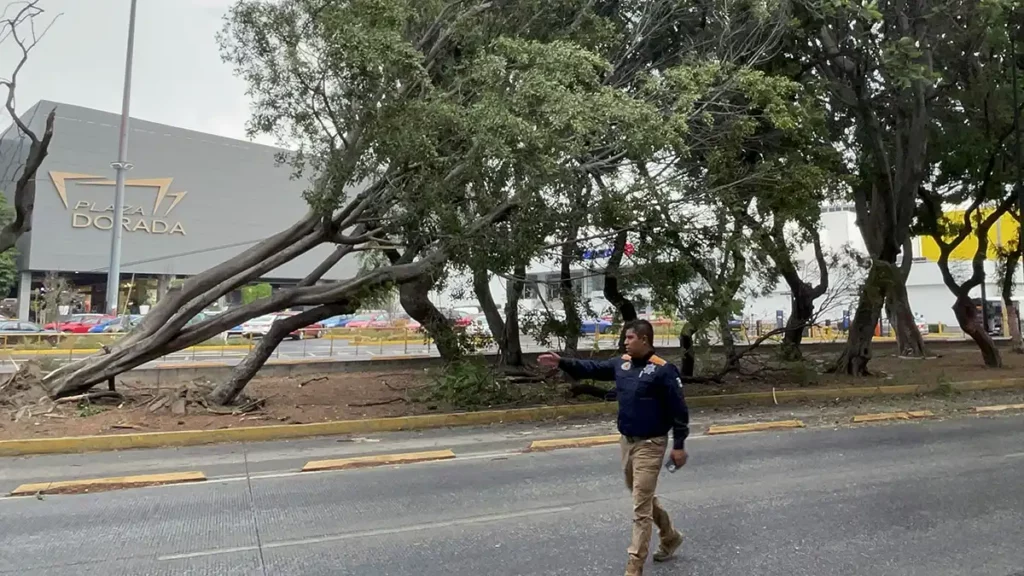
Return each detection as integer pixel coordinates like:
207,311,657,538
345,313,387,329
273,311,324,340
45,314,115,334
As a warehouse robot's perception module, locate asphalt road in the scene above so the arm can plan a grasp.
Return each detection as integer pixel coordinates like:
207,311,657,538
2,416,1022,575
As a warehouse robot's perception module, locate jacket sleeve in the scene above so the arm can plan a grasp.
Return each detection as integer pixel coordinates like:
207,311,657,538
558,357,618,382
658,364,690,449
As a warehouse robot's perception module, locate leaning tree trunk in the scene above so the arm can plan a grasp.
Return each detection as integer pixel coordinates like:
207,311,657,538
603,230,637,352
833,261,889,375
208,302,353,406
559,234,581,356
502,264,527,367
886,275,928,357
472,267,511,357
397,274,461,362
781,282,815,361
952,293,1002,368
718,313,738,371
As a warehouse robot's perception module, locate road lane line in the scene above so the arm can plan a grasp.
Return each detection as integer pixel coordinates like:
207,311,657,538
158,505,573,561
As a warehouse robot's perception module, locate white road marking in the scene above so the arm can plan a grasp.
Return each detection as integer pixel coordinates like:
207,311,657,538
158,505,573,561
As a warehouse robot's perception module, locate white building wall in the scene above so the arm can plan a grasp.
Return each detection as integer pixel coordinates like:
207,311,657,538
434,207,1023,327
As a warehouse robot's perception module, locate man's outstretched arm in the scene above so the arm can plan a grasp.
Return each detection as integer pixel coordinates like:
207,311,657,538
538,353,618,381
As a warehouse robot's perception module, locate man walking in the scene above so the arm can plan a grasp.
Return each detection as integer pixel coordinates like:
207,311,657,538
539,319,689,576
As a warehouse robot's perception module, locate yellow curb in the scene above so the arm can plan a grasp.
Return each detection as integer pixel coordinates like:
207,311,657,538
301,449,456,472
1,378,1022,457
706,420,805,435
973,403,1024,413
852,410,935,423
527,434,620,452
9,471,206,496
371,354,433,361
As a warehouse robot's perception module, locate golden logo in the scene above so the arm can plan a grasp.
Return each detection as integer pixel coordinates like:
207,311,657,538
49,171,187,235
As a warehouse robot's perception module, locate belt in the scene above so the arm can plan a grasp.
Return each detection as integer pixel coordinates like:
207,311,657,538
623,435,659,444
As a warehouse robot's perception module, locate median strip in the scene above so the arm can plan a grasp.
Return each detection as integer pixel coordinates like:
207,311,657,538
301,449,456,472
973,403,1024,413
9,471,206,496
705,420,805,435
527,434,621,452
851,410,934,423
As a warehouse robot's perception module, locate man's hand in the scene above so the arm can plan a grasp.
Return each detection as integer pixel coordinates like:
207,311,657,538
670,449,688,468
537,352,562,368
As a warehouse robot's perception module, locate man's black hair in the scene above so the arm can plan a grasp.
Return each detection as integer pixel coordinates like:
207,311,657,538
624,319,655,346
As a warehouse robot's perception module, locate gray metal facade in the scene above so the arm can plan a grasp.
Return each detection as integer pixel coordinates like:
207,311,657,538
1,100,358,281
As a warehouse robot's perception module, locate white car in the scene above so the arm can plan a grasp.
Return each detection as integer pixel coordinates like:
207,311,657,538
915,315,929,335
240,314,277,338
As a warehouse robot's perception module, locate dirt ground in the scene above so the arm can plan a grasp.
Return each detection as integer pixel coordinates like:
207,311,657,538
2,345,1022,441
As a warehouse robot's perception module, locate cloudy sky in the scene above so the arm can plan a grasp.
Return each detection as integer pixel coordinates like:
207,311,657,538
1,0,270,143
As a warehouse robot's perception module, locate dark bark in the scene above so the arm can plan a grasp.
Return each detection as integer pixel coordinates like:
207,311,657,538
559,229,581,356
603,230,637,352
718,313,738,371
208,302,353,405
781,284,815,360
678,331,695,377
385,249,461,362
883,237,927,357
0,107,55,253
1001,229,1024,353
952,294,1002,368
779,229,829,361
503,264,526,367
832,261,889,375
886,275,927,357
397,274,461,361
473,267,508,349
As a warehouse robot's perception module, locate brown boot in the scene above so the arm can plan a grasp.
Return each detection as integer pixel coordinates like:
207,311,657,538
624,557,645,576
652,530,684,562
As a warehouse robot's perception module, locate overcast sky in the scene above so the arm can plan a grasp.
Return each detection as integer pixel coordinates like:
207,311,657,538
1,0,271,143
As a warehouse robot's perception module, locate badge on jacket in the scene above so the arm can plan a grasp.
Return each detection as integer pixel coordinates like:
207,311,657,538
641,363,656,377
621,361,631,370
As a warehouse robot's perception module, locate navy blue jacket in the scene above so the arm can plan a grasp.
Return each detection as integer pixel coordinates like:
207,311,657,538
560,352,689,449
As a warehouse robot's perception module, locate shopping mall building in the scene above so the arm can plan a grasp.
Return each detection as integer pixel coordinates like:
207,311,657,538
1,100,359,321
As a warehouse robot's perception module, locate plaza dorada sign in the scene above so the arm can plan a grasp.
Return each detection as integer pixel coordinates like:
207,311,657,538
49,171,188,235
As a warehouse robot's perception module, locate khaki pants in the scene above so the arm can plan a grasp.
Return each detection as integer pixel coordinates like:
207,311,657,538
620,435,675,574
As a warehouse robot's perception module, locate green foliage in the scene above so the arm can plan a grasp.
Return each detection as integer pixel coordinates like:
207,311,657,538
426,360,516,410
240,283,272,305
0,193,19,296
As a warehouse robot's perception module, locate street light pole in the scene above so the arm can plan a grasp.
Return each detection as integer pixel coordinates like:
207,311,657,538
105,0,138,316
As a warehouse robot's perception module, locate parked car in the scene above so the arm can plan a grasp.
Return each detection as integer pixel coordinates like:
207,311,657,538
45,314,115,333
345,313,388,329
273,311,325,340
89,315,144,333
0,320,60,345
915,314,929,335
321,314,354,328
390,313,422,331
580,318,614,334
467,313,492,336
239,315,277,338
